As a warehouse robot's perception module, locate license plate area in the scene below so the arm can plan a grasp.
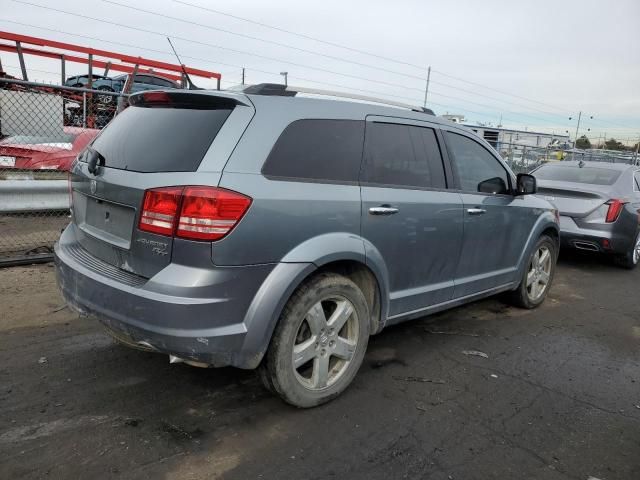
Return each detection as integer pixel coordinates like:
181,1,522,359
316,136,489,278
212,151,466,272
74,192,136,249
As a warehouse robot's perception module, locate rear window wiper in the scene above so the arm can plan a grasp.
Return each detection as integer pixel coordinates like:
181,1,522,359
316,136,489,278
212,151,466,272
86,147,106,175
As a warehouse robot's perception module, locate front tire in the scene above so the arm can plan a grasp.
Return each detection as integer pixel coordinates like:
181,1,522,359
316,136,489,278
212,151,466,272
260,273,370,408
507,235,557,309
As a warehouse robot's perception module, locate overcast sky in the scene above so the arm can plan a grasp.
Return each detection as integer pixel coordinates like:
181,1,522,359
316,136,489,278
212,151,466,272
1,0,639,141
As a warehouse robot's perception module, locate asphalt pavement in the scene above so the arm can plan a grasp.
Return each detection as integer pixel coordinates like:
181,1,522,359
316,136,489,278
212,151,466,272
1,251,639,480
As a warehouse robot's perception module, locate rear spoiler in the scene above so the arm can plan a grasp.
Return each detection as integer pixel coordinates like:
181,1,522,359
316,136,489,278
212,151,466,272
129,90,252,109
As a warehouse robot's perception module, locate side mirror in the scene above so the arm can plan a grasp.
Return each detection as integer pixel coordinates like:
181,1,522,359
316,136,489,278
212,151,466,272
516,173,537,195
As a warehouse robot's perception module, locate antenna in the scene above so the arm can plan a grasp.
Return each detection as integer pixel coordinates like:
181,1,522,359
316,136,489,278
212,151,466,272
166,37,200,90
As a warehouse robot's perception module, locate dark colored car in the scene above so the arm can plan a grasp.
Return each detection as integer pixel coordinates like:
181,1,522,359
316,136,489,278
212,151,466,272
64,73,180,103
0,127,99,171
533,161,640,268
55,85,559,407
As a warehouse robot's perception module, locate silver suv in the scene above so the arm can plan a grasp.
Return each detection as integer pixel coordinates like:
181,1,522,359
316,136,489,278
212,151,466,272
55,84,560,407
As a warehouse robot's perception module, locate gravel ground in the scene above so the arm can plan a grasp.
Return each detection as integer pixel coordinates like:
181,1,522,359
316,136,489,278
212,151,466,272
0,252,639,480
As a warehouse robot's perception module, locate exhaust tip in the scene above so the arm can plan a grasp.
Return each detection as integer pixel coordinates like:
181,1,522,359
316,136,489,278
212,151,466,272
574,241,599,252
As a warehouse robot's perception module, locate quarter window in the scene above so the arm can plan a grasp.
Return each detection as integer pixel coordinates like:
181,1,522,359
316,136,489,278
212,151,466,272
262,119,364,183
445,132,510,194
362,122,446,189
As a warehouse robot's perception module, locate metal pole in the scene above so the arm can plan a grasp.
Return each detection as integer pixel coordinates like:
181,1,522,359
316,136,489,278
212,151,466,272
82,92,87,128
15,41,28,81
423,65,431,107
574,111,582,146
60,55,65,85
87,53,93,89
216,77,221,90
241,67,245,85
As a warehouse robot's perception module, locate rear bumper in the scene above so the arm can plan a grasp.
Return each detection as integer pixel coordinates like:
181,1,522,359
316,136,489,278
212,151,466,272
559,215,636,254
54,226,277,368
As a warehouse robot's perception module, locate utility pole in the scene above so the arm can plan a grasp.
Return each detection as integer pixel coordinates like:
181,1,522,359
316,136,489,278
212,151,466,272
241,67,245,85
570,111,594,147
423,65,431,107
280,71,288,87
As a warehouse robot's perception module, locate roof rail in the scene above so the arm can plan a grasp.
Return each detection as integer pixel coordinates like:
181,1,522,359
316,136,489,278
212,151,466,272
241,83,435,115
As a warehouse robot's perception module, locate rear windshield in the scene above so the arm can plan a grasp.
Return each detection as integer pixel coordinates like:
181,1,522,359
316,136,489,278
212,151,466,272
533,164,622,186
90,106,232,172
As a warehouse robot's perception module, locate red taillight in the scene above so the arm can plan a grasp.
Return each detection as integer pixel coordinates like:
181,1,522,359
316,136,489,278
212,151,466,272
138,186,251,241
141,91,171,105
605,199,626,223
139,187,182,236
177,187,252,241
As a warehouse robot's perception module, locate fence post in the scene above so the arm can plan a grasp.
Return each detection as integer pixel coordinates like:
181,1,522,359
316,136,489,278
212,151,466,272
82,92,87,128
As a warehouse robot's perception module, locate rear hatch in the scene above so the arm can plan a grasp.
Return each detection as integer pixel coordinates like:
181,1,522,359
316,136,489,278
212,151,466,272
536,181,611,218
533,164,622,218
69,91,251,278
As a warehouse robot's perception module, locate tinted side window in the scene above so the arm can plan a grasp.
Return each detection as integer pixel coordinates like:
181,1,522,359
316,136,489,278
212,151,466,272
445,132,510,194
262,119,364,183
362,122,446,189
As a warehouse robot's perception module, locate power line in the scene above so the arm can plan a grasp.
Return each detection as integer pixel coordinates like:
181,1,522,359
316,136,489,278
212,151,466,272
101,0,427,82
432,70,639,131
98,1,639,133
6,3,637,135
172,0,426,71
431,69,571,114
10,1,430,93
175,0,637,132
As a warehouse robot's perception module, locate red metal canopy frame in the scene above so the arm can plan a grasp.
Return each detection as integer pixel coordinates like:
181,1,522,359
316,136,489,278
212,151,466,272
0,31,221,88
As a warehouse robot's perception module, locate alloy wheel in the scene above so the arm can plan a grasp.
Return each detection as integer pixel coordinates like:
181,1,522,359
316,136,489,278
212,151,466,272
292,296,359,390
526,246,552,301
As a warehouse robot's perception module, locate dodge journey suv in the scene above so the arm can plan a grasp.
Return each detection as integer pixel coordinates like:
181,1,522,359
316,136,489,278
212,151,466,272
55,84,559,407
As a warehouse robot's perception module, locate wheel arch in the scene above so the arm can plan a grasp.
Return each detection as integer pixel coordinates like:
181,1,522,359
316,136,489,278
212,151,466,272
238,233,390,369
514,213,560,284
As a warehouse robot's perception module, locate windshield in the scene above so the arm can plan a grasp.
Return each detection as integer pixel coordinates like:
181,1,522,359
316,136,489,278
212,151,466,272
0,134,76,150
533,164,622,186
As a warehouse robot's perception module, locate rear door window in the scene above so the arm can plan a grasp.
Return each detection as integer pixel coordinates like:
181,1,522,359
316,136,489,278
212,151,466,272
361,122,446,189
262,119,364,183
445,132,510,194
90,105,232,172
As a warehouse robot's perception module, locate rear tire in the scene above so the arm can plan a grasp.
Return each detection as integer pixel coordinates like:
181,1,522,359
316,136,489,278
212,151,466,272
507,235,557,309
260,273,370,408
614,231,640,270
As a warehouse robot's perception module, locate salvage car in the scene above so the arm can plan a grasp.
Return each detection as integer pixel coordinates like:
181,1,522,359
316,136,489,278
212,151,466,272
55,85,560,407
64,73,180,104
0,127,99,171
533,161,640,268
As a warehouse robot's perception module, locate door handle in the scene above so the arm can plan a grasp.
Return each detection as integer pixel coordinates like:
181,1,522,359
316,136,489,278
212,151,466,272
467,208,487,215
369,206,399,216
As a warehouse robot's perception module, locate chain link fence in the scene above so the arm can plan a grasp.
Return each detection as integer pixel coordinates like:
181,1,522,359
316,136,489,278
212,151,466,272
496,141,639,174
0,78,126,265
